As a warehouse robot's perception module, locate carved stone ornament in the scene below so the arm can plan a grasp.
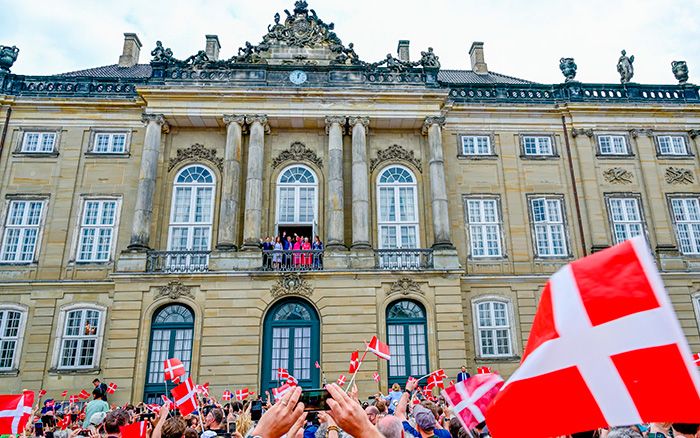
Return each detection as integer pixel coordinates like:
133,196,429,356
223,114,246,126
0,45,19,73
168,143,224,172
155,281,194,300
628,128,653,138
672,60,689,85
245,115,271,133
571,128,594,138
617,49,635,84
603,167,633,184
559,57,577,82
689,129,700,139
270,273,313,297
388,277,423,296
421,116,446,135
370,144,422,173
324,115,347,133
665,167,694,185
272,141,323,169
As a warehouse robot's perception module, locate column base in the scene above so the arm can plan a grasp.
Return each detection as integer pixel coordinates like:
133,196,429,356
115,250,148,272
325,243,348,251
126,243,150,252
241,241,262,251
215,242,239,251
431,241,456,251
349,247,375,269
432,248,461,270
323,250,350,269
350,242,372,250
209,250,263,270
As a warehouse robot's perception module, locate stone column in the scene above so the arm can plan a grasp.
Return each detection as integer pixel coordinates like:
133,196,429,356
127,113,168,250
325,116,347,250
423,116,455,249
241,115,269,250
349,116,371,249
217,115,245,250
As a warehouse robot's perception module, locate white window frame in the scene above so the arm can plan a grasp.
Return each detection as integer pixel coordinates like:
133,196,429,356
75,197,121,263
460,135,493,156
275,165,318,231
657,135,690,156
19,131,57,154
377,165,420,250
0,198,48,264
52,303,106,371
464,197,503,258
597,135,630,156
529,196,569,257
0,304,28,372
167,165,216,252
605,195,646,244
522,135,555,157
472,297,516,358
669,196,700,255
692,292,700,333
91,132,129,154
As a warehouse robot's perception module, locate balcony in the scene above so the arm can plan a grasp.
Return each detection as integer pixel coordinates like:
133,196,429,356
261,250,324,272
375,249,434,270
146,250,211,273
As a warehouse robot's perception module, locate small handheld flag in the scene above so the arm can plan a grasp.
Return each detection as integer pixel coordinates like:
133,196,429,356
367,336,391,360
372,372,380,383
78,389,90,400
61,390,68,398
235,388,249,401
337,374,346,387
106,382,118,394
277,368,289,380
221,390,231,401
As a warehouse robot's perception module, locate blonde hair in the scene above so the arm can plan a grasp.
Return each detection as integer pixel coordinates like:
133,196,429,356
236,412,253,436
391,383,401,392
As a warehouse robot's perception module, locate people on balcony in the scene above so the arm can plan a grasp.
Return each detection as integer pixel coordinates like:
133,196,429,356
312,235,324,269
272,236,283,269
261,233,324,271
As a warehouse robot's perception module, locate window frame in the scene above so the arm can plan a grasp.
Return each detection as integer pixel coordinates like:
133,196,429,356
463,195,505,259
16,129,60,155
376,165,420,250
604,193,647,245
667,194,700,255
595,134,632,157
692,292,700,334
520,134,558,159
73,197,122,264
386,299,429,386
0,196,49,265
527,194,571,258
275,164,319,228
167,165,216,253
471,296,517,359
458,133,496,159
655,134,693,158
52,303,106,372
0,304,28,372
86,129,132,156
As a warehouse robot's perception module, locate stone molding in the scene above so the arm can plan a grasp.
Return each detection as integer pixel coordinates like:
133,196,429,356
665,167,694,185
142,113,170,133
421,116,446,135
154,280,194,300
571,128,594,138
628,128,654,138
325,116,347,134
245,115,271,133
168,143,224,172
370,144,422,173
387,277,423,296
348,116,369,129
270,273,313,297
272,141,323,169
603,167,633,184
223,114,246,126
689,129,700,139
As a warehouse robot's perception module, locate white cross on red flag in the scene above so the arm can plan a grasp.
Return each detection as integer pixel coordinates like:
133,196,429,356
69,395,78,404
286,375,298,387
235,388,249,401
337,374,346,387
221,390,231,401
60,390,67,398
373,372,380,383
426,373,444,391
277,368,289,380
367,336,390,360
120,420,147,438
487,237,700,437
170,377,198,417
106,382,118,394
78,389,90,399
694,353,700,366
0,390,35,435
476,366,492,374
272,383,292,401
349,351,359,374
195,382,209,397
164,358,186,382
443,373,504,430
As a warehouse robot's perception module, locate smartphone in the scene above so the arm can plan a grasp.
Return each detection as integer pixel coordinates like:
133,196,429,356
45,432,54,438
226,422,236,434
250,400,263,422
34,422,43,437
300,389,331,411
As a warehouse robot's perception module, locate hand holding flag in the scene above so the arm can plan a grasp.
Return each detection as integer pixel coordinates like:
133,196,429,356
170,377,198,416
337,375,346,387
349,351,360,374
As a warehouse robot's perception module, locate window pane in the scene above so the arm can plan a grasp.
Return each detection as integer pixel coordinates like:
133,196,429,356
387,324,406,377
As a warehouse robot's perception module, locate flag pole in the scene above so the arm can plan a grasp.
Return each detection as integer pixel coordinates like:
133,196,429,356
345,346,369,393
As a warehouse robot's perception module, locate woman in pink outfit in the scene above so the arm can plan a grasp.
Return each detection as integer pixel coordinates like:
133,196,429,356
293,235,302,266
302,237,312,265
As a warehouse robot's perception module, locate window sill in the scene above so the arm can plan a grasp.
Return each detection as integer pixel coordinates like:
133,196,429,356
467,256,508,261
595,154,635,159
519,155,560,160
457,154,498,161
73,261,114,266
0,262,38,267
533,256,573,261
12,152,60,158
48,367,101,376
0,369,20,377
656,155,695,160
84,152,131,158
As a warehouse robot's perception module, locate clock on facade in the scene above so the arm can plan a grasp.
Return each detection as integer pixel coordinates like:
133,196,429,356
289,70,307,85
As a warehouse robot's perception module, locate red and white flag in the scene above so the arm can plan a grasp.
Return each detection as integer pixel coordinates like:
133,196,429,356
286,375,298,387
45,400,54,408
693,353,700,366
235,388,249,401
426,373,445,391
170,377,198,417
58,415,70,430
164,358,186,382
337,375,346,387
120,420,148,438
106,383,118,394
160,394,173,409
406,376,417,387
487,237,700,437
277,368,289,380
221,390,231,401
69,395,79,404
349,351,360,374
373,372,380,383
0,390,35,435
60,390,68,398
272,384,292,401
38,390,46,398
315,361,321,369
476,366,492,374
442,373,504,431
195,382,209,397
367,336,391,360
78,389,90,400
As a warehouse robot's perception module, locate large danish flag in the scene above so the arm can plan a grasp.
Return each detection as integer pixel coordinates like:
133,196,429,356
0,391,35,435
120,420,147,438
443,373,504,430
164,358,186,382
170,377,198,417
487,237,700,437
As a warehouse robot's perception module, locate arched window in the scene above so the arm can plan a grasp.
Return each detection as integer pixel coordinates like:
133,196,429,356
261,299,320,392
0,304,27,371
276,165,318,237
386,300,428,387
377,166,419,249
472,298,514,358
144,304,194,403
54,304,106,370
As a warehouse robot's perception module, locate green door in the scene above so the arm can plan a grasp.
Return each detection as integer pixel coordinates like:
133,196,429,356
386,300,429,388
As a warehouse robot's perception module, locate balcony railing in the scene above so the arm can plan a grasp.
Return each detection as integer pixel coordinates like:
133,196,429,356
375,249,433,270
262,250,325,272
146,250,210,273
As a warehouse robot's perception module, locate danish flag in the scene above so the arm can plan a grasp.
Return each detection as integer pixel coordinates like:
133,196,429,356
0,390,34,435
38,390,46,398
286,375,298,387
106,382,118,394
221,390,231,401
164,358,186,382
426,373,445,391
195,382,209,397
367,336,391,360
170,377,198,417
476,366,492,374
78,389,90,400
373,372,380,383
160,394,173,409
235,388,249,401
277,368,289,380
349,351,360,374
487,237,700,437
58,415,70,430
69,395,79,404
337,375,346,387
694,353,700,365
272,384,292,401
120,420,148,438
442,373,504,431
61,390,68,398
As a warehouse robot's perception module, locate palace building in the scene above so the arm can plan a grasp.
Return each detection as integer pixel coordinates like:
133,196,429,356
0,1,699,403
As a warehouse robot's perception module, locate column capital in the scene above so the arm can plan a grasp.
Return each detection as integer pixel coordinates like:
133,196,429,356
142,113,169,133
325,115,347,134
245,115,271,133
223,114,246,126
421,116,445,135
348,116,369,129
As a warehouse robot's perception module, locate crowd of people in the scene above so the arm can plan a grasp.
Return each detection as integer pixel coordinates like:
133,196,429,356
20,374,700,438
260,233,324,270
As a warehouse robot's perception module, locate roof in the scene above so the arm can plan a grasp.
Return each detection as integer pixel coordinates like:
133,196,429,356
56,64,152,79
438,69,536,85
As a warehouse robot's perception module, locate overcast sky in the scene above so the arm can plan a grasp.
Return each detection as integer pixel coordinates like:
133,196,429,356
1,0,698,84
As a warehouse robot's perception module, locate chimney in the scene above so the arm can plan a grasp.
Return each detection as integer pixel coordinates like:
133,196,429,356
205,35,221,61
469,41,488,74
118,33,142,67
397,40,410,63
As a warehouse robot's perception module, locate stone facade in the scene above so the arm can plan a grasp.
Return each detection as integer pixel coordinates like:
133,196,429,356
0,1,699,404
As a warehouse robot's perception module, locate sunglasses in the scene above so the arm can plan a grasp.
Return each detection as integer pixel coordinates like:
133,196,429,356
647,433,667,438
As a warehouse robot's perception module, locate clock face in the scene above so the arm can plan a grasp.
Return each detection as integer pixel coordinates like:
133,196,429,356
289,70,307,85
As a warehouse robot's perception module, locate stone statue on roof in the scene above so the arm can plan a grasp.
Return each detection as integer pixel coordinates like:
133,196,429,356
617,50,635,84
419,47,440,69
151,41,174,63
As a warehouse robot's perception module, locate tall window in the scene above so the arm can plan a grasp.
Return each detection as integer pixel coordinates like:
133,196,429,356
657,135,689,156
56,305,104,370
387,300,428,387
144,304,194,403
522,136,554,156
465,198,503,257
461,136,492,156
77,199,119,262
607,197,644,244
0,305,26,371
474,299,513,358
277,165,318,226
168,165,215,253
92,133,127,154
670,197,700,255
377,166,419,250
20,132,56,153
1,199,46,263
597,135,629,155
530,197,568,257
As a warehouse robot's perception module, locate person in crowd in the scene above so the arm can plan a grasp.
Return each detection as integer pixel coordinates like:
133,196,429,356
383,383,403,414
375,398,388,417
456,366,470,382
272,236,283,270
161,417,187,438
448,417,469,438
378,415,405,438
92,378,109,399
605,427,643,438
201,408,227,438
365,406,380,426
302,237,312,266
104,409,129,438
312,235,324,269
409,405,437,438
83,388,109,428
671,423,700,438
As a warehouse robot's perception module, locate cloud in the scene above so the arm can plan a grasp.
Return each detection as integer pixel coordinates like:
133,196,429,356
1,0,698,84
